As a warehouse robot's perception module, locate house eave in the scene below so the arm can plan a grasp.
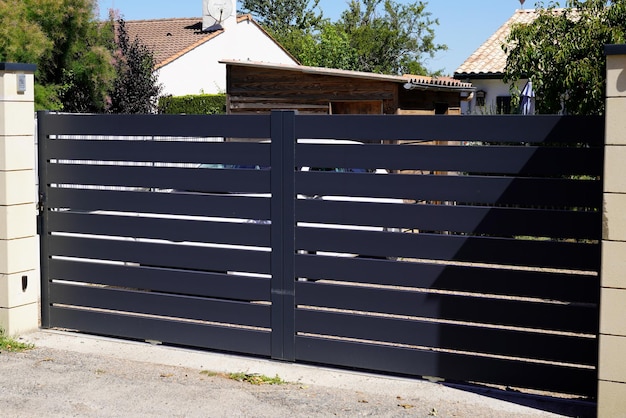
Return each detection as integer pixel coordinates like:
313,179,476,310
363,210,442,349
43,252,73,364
453,72,504,80
403,82,475,94
222,59,474,92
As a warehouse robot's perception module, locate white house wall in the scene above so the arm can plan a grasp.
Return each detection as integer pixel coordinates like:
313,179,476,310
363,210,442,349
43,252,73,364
157,20,297,96
461,78,527,114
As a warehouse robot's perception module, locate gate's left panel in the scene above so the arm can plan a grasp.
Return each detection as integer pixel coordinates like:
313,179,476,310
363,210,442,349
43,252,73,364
37,112,273,356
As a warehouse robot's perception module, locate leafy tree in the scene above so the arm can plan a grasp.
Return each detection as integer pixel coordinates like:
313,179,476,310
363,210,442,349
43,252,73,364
503,0,626,115
26,0,116,112
0,0,51,64
240,0,445,75
298,22,360,70
34,84,63,111
239,0,323,36
335,0,446,75
240,0,324,64
108,19,162,113
0,0,115,111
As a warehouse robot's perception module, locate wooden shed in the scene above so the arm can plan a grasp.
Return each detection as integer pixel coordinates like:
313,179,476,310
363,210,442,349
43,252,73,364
221,60,474,115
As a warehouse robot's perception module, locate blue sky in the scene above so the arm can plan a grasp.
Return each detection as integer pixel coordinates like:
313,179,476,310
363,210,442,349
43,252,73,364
98,0,544,75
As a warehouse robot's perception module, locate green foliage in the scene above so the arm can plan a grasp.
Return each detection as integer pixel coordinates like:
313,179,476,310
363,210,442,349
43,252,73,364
0,0,51,64
297,22,360,69
0,0,162,113
158,94,227,114
503,0,626,115
108,19,162,113
23,0,99,82
199,370,285,385
34,84,63,111
335,0,445,75
0,328,34,352
227,372,285,385
241,0,445,75
25,0,115,112
241,0,325,66
240,0,323,36
0,0,116,112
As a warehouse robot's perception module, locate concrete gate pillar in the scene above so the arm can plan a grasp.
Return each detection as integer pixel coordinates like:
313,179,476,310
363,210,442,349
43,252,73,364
0,63,39,336
599,45,626,416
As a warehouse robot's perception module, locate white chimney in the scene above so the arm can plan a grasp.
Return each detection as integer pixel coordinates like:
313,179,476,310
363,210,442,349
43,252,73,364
202,0,236,32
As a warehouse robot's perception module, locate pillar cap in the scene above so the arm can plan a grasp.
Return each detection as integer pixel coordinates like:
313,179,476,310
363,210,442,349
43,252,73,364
605,44,626,56
0,63,37,72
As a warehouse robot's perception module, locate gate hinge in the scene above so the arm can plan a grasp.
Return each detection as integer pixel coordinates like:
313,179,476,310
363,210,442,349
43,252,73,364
36,193,46,235
36,193,46,214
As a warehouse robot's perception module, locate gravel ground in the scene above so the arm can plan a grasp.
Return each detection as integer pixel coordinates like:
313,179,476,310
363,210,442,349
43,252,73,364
0,331,596,418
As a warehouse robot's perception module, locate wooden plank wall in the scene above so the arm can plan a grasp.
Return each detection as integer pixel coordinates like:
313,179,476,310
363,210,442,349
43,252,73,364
226,65,462,115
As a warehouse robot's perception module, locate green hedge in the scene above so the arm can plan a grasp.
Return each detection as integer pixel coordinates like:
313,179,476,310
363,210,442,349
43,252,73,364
158,94,226,114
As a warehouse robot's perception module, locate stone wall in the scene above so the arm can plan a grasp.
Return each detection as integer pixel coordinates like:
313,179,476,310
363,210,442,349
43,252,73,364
0,63,38,335
599,45,626,417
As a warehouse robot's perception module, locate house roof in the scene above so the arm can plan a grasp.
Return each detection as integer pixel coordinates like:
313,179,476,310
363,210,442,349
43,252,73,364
405,75,474,92
125,17,221,69
125,15,296,70
220,59,474,92
454,9,539,79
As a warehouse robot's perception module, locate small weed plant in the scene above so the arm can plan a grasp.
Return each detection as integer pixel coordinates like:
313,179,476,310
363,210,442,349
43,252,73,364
229,372,284,385
0,328,33,352
200,370,284,385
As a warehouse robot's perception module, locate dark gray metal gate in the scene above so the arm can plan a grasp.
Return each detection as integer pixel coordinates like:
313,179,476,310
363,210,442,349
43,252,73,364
38,111,603,397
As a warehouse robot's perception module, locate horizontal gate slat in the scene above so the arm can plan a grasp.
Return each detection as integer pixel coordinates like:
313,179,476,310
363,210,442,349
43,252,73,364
49,259,270,301
295,144,603,176
295,336,597,397
47,236,271,275
50,282,270,328
38,112,272,138
45,140,271,166
48,211,271,247
295,255,599,304
46,189,271,220
45,137,602,176
296,228,600,271
46,164,271,194
296,309,597,365
297,199,600,240
294,114,604,145
296,282,598,334
296,172,601,208
49,306,271,357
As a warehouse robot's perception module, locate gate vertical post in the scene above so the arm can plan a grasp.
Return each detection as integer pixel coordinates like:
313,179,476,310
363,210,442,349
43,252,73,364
599,45,626,416
0,63,38,336
270,110,296,361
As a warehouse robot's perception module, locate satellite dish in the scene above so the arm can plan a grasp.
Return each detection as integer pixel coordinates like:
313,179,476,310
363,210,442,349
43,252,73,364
204,0,233,29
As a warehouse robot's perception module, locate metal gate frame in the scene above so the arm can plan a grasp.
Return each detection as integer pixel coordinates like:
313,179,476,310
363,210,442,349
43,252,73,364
38,111,603,397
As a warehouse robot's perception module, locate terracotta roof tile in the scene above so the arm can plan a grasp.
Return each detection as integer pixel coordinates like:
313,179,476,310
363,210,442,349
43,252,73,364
454,9,539,77
125,18,213,68
125,15,260,69
406,74,473,90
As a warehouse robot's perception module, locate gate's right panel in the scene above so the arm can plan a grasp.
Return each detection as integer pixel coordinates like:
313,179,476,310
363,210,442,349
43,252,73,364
292,114,603,398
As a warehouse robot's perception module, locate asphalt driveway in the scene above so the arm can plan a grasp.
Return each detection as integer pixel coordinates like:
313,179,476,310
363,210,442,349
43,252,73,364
0,330,596,417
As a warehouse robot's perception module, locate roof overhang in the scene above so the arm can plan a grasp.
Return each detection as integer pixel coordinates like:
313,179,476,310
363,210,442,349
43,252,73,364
221,59,474,93
221,59,410,83
453,72,504,80
403,78,475,93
